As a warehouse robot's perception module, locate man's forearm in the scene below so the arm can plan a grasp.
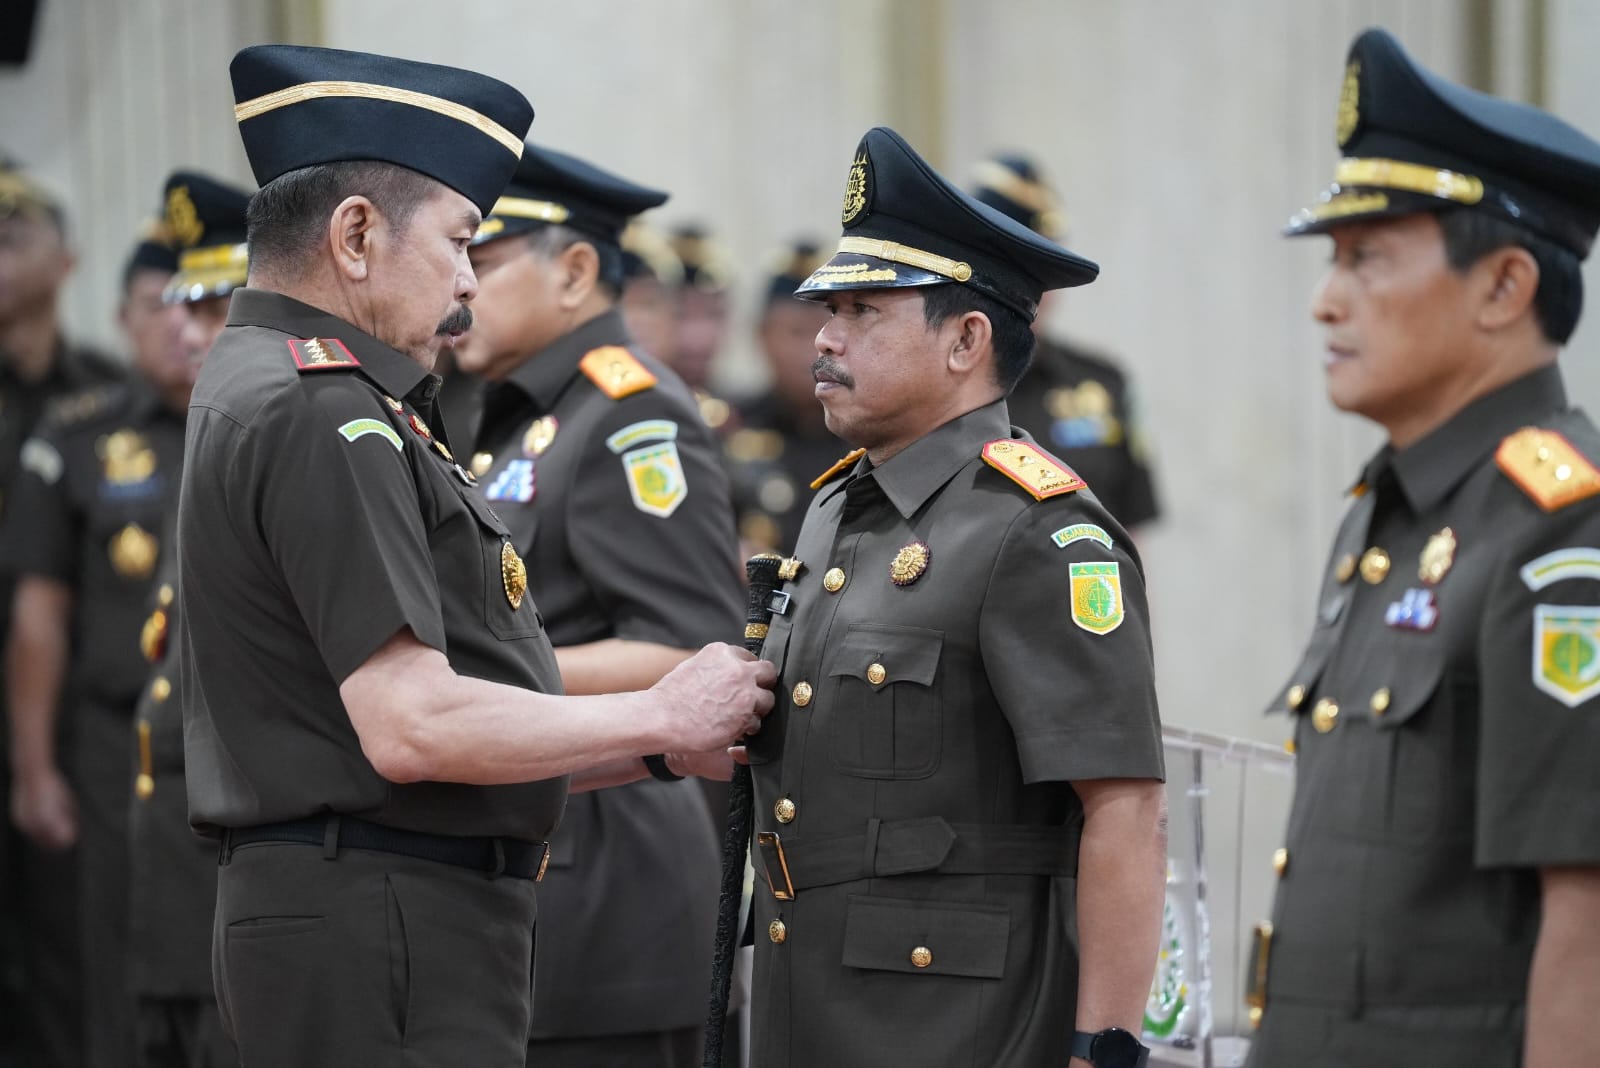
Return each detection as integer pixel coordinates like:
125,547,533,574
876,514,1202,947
1526,867,1600,1067
6,578,72,775
555,638,693,696
1071,778,1168,1055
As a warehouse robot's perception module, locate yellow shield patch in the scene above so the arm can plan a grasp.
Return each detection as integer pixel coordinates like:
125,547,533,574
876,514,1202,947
1069,561,1124,635
1533,604,1600,707
621,441,687,517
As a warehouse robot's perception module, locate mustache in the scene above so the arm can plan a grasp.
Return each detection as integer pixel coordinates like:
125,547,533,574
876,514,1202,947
811,356,853,388
436,305,473,335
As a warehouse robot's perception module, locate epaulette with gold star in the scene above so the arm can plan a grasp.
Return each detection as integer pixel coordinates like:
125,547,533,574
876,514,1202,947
1496,427,1600,512
810,447,866,490
288,337,359,372
579,345,656,400
982,439,1086,500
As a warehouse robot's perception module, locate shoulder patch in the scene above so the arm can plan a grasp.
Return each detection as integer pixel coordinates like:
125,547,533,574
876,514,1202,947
337,418,403,453
19,438,63,485
606,419,678,454
1496,427,1600,512
982,439,1086,500
810,447,866,490
288,337,359,372
579,345,656,400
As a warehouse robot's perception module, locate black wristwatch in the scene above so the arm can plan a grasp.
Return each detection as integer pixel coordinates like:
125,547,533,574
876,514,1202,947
642,754,683,781
1071,1028,1150,1068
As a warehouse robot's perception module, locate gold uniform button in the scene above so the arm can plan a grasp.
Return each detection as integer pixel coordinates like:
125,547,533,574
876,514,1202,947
1312,697,1340,734
792,681,813,707
1284,737,1297,755
157,583,175,608
1359,546,1391,584
774,797,796,824
1273,847,1289,877
823,567,846,593
866,662,887,686
149,676,171,703
1333,554,1356,584
910,946,933,968
1370,687,1392,717
768,919,787,944
1286,684,1306,710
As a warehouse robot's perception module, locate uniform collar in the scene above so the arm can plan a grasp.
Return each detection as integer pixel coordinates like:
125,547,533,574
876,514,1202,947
225,288,432,402
828,399,1012,519
1379,363,1568,513
503,307,631,410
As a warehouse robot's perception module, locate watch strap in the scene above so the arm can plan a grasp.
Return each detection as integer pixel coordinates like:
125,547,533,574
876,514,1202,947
643,753,683,781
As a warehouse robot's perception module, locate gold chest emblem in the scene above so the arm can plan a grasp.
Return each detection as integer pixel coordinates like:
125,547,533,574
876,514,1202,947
100,429,156,485
501,540,528,610
888,540,931,587
110,523,158,580
841,152,869,225
1336,60,1361,147
522,415,559,457
1419,527,1456,585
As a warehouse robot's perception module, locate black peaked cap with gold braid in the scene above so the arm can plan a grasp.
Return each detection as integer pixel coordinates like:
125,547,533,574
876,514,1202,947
795,127,1098,322
159,170,253,305
229,44,533,214
1287,27,1600,258
473,141,668,249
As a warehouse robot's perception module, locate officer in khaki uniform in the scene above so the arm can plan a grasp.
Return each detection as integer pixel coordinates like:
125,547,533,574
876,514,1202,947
181,46,770,1066
746,127,1167,1068
970,155,1160,533
126,169,251,1068
0,159,126,1068
455,141,740,1066
1249,29,1600,1067
3,173,225,1068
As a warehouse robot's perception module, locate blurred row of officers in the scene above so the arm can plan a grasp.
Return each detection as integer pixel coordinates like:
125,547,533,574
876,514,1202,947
4,20,1600,1068
0,100,1159,1068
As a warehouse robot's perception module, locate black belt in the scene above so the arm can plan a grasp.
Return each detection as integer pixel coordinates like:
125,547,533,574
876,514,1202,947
755,817,1079,900
222,815,549,881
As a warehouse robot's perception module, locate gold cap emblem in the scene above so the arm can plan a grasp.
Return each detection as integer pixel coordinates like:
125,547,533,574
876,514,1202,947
1419,527,1455,585
501,540,527,610
889,541,931,587
1336,60,1361,147
165,184,203,247
109,523,158,580
841,152,869,225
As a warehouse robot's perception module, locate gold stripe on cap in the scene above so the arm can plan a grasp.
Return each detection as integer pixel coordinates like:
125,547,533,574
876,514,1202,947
177,243,248,275
234,80,523,158
489,196,571,223
1300,191,1391,223
836,236,973,283
1334,158,1483,205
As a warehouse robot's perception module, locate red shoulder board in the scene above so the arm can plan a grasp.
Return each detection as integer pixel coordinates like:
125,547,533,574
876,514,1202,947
982,439,1086,500
579,345,656,399
287,337,359,372
1496,427,1600,512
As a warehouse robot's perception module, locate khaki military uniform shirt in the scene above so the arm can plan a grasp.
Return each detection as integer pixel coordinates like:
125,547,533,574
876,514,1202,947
474,307,741,1037
179,289,566,841
748,399,1164,1066
1250,366,1600,1067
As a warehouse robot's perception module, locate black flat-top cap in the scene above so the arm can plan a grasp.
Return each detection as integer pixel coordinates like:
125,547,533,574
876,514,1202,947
1287,27,1600,258
159,170,253,304
230,44,533,214
473,141,667,248
796,127,1098,322
763,238,829,304
970,153,1066,240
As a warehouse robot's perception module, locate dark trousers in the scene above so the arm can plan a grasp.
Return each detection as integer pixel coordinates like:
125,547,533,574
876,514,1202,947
1,830,79,1068
136,997,237,1068
214,839,537,1066
77,700,136,1068
526,1025,701,1067
1247,1001,1525,1068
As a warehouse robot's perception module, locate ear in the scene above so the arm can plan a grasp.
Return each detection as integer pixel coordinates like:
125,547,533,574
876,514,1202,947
327,196,378,283
557,240,601,311
1476,245,1540,332
945,309,995,376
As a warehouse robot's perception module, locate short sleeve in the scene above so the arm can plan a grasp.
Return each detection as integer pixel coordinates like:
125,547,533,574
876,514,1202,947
979,498,1164,784
0,427,79,582
1476,511,1600,867
568,397,743,649
238,379,448,682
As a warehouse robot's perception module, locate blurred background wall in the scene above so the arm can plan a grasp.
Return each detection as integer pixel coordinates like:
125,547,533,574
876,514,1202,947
4,0,1597,1032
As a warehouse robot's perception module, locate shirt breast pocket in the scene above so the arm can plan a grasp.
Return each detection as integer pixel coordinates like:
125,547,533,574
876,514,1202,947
827,623,943,779
457,486,545,641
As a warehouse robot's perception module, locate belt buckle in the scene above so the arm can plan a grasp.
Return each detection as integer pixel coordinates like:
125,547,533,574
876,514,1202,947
755,831,795,901
536,843,550,883
1245,920,1272,1028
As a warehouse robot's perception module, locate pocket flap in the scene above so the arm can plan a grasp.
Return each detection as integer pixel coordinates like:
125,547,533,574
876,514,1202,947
826,624,942,687
458,485,512,538
841,894,1009,979
1365,655,1448,730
